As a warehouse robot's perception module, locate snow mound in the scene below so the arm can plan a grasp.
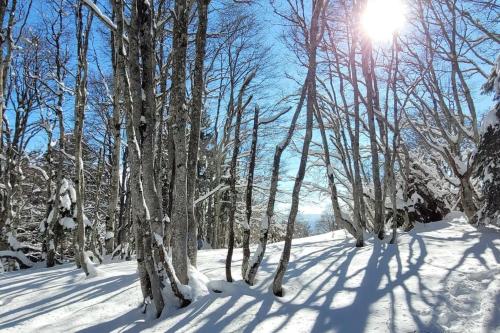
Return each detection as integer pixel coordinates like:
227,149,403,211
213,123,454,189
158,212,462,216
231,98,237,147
187,265,210,301
84,252,101,278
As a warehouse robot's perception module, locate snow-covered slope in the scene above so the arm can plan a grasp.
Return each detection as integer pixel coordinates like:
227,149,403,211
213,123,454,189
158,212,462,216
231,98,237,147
1,214,499,333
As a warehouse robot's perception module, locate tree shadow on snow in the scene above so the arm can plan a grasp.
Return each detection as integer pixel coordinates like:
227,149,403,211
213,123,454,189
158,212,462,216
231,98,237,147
163,232,432,333
0,266,138,331
45,224,499,333
426,226,500,331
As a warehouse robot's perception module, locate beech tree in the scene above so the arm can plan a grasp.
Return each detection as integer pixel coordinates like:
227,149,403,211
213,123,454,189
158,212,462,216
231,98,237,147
272,0,326,296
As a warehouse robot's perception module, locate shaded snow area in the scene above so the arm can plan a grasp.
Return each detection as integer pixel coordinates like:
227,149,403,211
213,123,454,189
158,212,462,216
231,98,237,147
1,216,499,333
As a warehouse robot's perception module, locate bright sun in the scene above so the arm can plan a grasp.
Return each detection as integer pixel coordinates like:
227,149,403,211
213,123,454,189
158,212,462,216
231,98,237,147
361,0,406,42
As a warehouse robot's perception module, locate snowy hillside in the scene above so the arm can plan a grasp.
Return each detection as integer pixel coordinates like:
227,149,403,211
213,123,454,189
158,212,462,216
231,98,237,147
1,214,498,333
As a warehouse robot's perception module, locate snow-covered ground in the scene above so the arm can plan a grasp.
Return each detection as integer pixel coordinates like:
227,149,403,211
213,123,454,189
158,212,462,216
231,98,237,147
1,214,499,333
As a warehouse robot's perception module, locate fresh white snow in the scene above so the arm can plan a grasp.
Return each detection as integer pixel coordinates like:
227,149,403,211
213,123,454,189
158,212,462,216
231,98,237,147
0,214,498,333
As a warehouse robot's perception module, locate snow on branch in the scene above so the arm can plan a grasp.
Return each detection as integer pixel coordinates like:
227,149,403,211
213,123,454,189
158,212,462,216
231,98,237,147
28,165,49,181
82,0,117,31
194,183,229,206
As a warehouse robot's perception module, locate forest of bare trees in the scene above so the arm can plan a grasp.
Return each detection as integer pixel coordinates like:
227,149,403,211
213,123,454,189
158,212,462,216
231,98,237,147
0,0,498,323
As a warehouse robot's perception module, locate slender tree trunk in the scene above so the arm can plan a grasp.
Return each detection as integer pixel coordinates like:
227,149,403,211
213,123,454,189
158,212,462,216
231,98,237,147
314,104,357,237
361,33,384,239
348,7,365,247
117,147,128,251
47,8,67,266
212,174,221,249
209,75,224,249
0,0,15,152
91,148,105,263
225,108,241,283
73,1,93,276
389,35,400,244
164,124,175,247
170,0,191,285
42,126,55,264
245,76,308,286
106,10,122,254
271,91,313,294
206,195,213,245
273,0,324,296
225,70,255,282
187,0,210,266
241,105,259,279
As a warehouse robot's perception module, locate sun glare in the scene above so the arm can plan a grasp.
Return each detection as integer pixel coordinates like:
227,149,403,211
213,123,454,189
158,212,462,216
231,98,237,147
361,0,406,42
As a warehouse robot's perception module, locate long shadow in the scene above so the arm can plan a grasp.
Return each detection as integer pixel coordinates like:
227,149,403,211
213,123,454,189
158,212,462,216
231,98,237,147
488,290,500,331
313,241,390,332
76,307,143,333
123,234,424,333
197,241,358,333
388,235,435,332
13,223,496,333
152,240,355,333
0,264,76,297
268,246,359,332
0,270,138,330
425,227,500,330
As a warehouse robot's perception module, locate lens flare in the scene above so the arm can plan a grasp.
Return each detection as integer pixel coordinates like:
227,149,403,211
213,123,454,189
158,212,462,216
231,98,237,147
361,0,406,42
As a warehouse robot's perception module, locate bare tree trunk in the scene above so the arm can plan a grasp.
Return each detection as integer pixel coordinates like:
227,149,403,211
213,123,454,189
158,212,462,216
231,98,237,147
272,0,324,296
47,12,66,266
124,0,190,314
187,0,209,266
460,175,477,220
212,172,222,249
106,8,122,254
73,1,93,276
389,35,400,244
0,0,17,251
271,92,312,294
399,146,412,231
164,124,175,247
314,104,357,238
136,0,166,316
348,7,365,247
210,75,224,250
225,70,255,282
206,195,213,245
212,86,236,250
241,105,259,279
225,110,241,282
91,147,105,263
170,0,191,286
112,0,153,304
0,0,15,151
42,124,55,264
361,31,384,240
244,77,308,286
117,147,128,251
